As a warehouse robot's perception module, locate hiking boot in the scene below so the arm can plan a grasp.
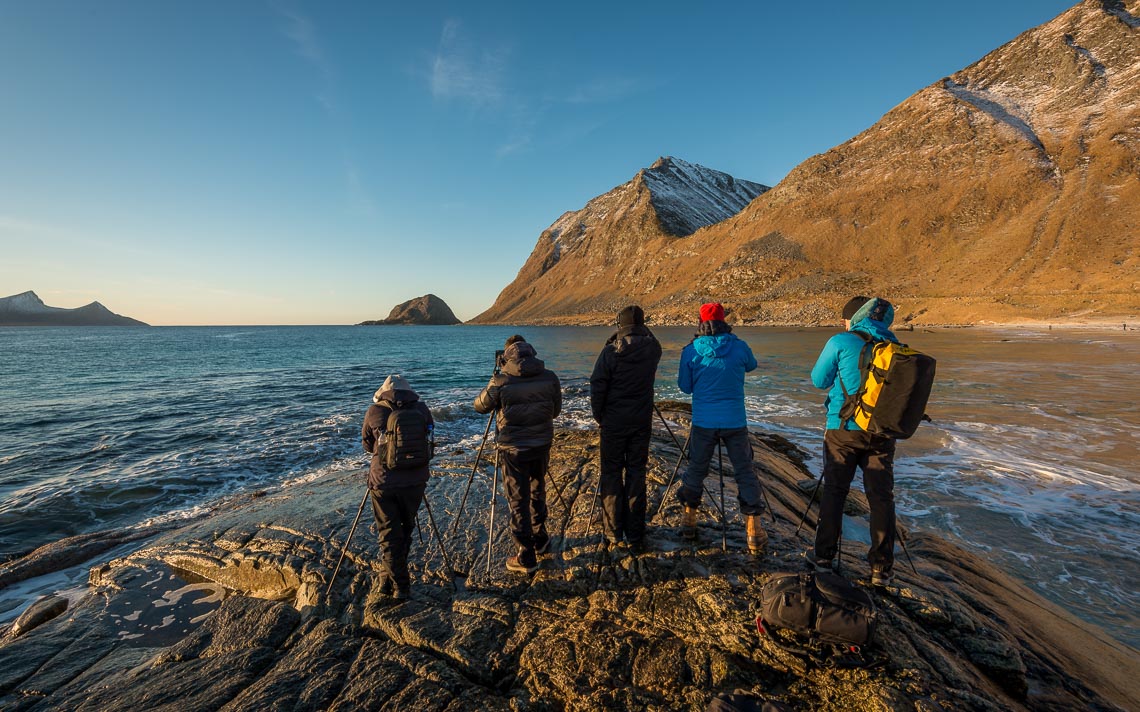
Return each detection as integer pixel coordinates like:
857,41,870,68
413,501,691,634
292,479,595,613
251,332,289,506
535,538,551,556
627,537,647,555
871,566,894,587
506,556,539,574
745,514,768,555
393,586,411,601
804,549,834,572
681,505,698,540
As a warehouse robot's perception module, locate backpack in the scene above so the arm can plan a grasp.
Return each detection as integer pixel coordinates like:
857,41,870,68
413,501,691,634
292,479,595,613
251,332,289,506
758,572,876,661
838,331,936,439
384,405,432,470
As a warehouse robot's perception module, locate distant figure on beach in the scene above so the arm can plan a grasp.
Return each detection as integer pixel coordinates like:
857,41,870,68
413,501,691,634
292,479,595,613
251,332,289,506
808,297,900,586
589,305,662,551
676,302,767,554
475,335,562,574
362,374,435,601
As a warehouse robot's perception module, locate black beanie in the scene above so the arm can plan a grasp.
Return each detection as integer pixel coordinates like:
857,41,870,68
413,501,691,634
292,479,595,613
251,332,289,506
617,305,645,327
504,334,526,348
842,296,871,320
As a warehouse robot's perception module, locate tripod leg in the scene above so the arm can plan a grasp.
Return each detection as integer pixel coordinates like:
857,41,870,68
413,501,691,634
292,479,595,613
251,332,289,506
450,410,495,538
486,450,499,575
896,523,918,576
717,441,727,553
415,512,425,545
653,431,690,521
654,404,685,451
795,476,825,537
421,493,458,589
326,488,371,598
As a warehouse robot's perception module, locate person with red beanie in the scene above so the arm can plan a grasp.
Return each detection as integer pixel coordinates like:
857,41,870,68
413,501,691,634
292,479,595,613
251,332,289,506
676,303,767,554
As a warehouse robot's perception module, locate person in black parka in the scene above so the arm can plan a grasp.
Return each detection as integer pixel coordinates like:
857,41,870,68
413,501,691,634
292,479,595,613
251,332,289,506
590,305,662,549
474,335,562,574
361,374,434,600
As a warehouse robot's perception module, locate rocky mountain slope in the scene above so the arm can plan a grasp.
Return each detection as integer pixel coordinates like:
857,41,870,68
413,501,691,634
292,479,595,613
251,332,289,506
1,417,1136,710
0,291,147,327
477,0,1140,326
471,157,768,323
359,294,461,325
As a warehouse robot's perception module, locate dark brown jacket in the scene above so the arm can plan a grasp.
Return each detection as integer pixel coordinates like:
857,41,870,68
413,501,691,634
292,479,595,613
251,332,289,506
474,341,562,453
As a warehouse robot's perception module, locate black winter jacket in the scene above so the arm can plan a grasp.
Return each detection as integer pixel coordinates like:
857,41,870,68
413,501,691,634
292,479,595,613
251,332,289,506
589,325,662,429
473,341,562,453
362,388,434,489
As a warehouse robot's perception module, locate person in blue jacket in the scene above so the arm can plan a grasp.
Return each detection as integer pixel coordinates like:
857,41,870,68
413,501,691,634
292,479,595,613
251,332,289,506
808,296,900,585
676,302,767,554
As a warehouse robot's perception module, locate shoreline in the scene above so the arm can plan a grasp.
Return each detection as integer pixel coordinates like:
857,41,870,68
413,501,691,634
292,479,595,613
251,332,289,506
0,423,1136,710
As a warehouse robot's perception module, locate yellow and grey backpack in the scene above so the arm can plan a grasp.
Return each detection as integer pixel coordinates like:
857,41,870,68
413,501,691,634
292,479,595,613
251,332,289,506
838,332,936,439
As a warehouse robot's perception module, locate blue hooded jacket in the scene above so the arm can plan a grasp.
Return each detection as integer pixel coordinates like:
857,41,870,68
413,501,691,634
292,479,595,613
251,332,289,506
678,324,758,429
810,298,900,431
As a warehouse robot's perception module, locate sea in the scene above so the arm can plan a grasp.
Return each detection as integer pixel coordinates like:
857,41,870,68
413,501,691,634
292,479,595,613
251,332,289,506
1,325,1137,648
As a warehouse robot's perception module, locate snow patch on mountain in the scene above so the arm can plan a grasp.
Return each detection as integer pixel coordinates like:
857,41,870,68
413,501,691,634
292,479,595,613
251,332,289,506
942,79,1047,152
641,157,768,237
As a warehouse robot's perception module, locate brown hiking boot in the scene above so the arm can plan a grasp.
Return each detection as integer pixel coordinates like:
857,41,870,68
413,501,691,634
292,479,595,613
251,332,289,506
681,505,698,540
746,514,768,555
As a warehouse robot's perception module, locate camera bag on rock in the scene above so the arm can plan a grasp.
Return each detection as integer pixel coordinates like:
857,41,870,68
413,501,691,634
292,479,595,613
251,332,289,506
758,572,876,662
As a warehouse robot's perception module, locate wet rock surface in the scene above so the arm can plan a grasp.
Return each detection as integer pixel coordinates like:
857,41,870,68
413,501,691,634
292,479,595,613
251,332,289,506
0,416,1137,711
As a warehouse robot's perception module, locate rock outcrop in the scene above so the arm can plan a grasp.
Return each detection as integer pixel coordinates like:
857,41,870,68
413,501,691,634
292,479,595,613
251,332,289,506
476,0,1140,325
359,294,461,326
1,412,1136,711
0,291,147,327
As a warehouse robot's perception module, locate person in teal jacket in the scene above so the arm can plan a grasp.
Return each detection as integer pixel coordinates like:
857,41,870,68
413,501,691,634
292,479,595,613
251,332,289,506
676,302,767,554
808,296,900,585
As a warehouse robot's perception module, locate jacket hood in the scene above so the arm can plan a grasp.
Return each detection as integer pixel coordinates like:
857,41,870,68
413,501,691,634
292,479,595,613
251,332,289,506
606,325,657,359
375,374,419,404
694,332,738,358
502,340,546,377
849,297,899,342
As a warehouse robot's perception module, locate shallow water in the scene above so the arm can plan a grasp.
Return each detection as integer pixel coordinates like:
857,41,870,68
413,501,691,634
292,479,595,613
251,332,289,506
0,325,1136,646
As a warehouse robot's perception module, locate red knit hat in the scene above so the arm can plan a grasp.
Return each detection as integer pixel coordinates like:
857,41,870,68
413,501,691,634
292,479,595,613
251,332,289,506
699,302,725,322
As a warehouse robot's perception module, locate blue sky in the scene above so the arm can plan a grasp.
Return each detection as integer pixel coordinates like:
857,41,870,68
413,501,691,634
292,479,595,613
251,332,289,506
0,1,1077,324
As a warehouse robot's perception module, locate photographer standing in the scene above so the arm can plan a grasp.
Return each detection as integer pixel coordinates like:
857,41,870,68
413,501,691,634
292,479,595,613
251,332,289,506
361,374,434,601
474,335,562,573
589,305,662,551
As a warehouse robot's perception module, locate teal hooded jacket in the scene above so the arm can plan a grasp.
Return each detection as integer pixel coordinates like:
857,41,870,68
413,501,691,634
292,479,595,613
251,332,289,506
678,326,758,429
810,298,900,430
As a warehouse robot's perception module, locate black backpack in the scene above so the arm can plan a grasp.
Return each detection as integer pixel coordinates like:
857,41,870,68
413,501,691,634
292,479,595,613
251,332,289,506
758,572,876,664
384,405,432,470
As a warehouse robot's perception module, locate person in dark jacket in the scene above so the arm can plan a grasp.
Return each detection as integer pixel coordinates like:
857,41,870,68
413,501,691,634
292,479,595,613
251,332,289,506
361,374,434,600
589,305,662,550
474,336,562,573
676,302,767,554
808,296,900,586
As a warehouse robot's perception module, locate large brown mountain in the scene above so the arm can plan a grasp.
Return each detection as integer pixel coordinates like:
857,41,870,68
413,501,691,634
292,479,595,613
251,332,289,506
477,0,1140,326
471,157,768,323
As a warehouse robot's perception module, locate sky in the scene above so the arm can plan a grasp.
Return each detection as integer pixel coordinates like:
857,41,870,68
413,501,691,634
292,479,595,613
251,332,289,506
0,0,1079,325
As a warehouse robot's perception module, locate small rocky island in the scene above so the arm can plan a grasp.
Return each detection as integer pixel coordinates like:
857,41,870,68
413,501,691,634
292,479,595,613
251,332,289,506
358,294,461,326
0,291,147,327
0,410,1136,710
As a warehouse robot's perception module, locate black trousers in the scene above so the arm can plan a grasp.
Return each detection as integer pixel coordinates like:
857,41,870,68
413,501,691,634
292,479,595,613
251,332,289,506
500,445,550,566
599,425,651,542
370,482,426,590
813,429,896,570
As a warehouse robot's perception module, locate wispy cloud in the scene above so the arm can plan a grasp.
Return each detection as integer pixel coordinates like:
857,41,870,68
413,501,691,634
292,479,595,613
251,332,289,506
278,6,330,77
430,19,509,106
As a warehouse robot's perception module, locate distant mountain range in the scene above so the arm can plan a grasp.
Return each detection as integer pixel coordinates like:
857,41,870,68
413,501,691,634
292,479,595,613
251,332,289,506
0,291,148,326
476,0,1140,325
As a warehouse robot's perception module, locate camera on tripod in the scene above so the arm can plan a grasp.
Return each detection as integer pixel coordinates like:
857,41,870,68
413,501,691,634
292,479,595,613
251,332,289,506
494,349,505,374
